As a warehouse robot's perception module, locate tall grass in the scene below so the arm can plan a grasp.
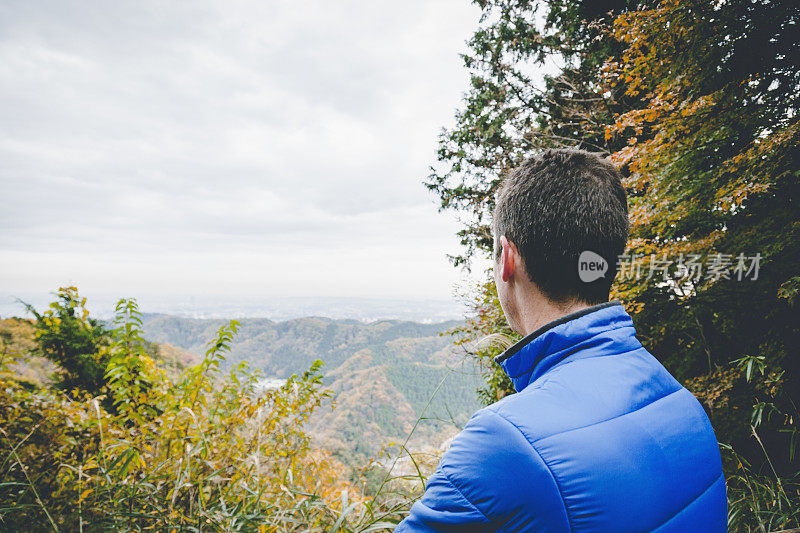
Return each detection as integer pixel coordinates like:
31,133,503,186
723,356,800,532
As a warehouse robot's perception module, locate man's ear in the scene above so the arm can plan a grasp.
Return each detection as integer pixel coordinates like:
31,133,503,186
499,235,517,283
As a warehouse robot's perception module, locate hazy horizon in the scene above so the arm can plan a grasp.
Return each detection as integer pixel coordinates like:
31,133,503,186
1,290,470,323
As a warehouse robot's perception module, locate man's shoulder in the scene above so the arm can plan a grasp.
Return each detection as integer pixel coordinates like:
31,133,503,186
439,404,551,484
434,404,570,529
485,345,689,441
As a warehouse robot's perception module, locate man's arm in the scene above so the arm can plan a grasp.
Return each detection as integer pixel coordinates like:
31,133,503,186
395,407,570,532
395,463,495,532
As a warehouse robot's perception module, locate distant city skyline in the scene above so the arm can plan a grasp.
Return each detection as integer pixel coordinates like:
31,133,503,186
0,0,489,309
1,291,469,323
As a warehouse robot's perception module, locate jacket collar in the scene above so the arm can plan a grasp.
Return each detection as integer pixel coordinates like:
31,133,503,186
494,301,639,392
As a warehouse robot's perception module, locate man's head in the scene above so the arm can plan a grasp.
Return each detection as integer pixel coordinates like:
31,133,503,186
493,149,629,334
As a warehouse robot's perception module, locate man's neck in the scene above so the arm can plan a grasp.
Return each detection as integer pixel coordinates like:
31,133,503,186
516,296,591,337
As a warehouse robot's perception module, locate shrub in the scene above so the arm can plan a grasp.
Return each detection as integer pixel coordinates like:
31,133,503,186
0,297,382,531
22,287,112,398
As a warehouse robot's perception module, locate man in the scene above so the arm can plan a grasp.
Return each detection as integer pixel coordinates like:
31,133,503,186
396,149,726,532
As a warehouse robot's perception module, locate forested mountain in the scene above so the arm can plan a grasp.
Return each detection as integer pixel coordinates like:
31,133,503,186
140,314,482,465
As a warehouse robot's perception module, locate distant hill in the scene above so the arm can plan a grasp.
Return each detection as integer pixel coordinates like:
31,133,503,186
140,314,482,465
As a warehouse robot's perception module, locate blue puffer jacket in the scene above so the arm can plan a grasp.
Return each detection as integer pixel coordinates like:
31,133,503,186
396,301,726,532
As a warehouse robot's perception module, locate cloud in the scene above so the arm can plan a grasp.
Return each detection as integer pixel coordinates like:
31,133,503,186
0,0,483,303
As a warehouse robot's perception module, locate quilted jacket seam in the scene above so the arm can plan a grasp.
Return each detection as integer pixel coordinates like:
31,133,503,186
530,386,684,445
439,462,499,530
649,471,724,531
487,409,573,532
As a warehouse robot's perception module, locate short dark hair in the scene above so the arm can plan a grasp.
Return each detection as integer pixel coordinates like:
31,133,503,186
493,148,629,305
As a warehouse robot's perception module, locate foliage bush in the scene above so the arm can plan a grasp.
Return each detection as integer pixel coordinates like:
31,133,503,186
22,287,112,398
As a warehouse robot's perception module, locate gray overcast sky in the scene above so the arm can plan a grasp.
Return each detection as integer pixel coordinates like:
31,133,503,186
0,0,490,308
